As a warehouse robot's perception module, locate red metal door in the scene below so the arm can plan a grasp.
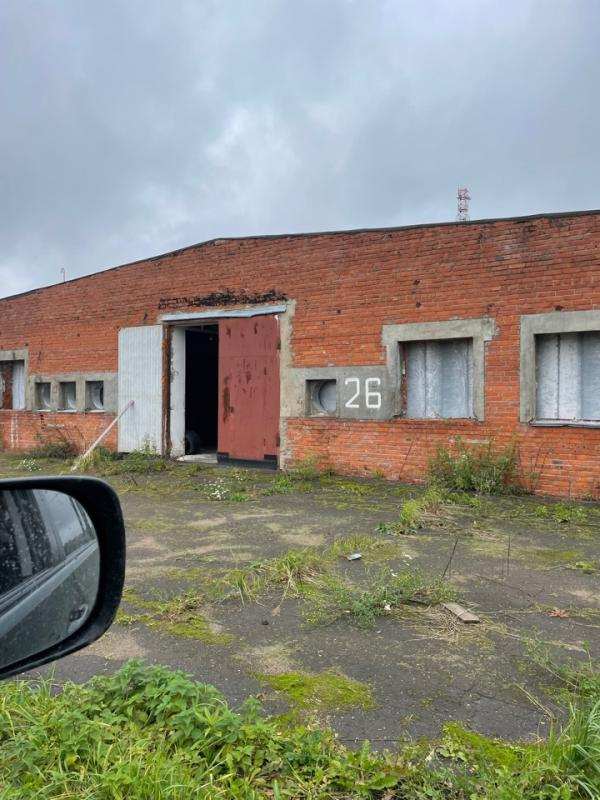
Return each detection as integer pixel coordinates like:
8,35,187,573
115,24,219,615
218,315,280,463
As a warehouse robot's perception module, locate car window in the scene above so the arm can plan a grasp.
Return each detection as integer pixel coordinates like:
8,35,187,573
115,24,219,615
0,496,26,595
35,491,96,557
12,491,60,574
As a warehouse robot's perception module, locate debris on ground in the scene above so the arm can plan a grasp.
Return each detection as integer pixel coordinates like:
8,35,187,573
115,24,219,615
346,552,362,561
442,602,481,624
548,608,569,618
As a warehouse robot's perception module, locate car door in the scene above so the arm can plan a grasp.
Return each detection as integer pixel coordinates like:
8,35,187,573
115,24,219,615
0,491,99,665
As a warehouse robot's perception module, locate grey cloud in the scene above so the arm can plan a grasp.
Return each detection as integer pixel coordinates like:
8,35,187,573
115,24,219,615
1,0,599,298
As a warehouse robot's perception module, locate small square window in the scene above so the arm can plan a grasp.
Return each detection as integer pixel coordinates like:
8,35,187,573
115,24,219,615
59,381,77,411
35,382,52,411
86,381,105,411
403,338,473,419
306,379,337,416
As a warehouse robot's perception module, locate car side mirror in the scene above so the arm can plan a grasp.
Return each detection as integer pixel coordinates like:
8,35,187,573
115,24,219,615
0,476,125,679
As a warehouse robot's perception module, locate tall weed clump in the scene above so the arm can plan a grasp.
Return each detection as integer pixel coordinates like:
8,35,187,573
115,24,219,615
428,438,521,495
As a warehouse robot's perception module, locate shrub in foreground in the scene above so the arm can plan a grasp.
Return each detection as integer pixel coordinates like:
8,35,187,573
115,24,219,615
0,660,599,798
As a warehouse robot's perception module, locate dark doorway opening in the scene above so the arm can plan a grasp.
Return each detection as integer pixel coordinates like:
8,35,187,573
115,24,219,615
185,326,219,454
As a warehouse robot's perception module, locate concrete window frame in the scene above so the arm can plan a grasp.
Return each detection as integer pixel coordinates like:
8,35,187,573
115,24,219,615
520,310,600,426
0,349,28,411
382,318,496,421
27,373,117,413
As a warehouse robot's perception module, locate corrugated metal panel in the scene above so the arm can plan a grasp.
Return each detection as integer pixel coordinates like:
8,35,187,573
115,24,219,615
118,326,163,453
406,339,473,418
218,315,280,461
12,361,25,410
537,332,600,420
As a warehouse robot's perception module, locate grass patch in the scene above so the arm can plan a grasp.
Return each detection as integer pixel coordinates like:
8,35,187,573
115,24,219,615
534,502,588,525
257,670,375,711
303,567,456,628
530,645,600,704
119,589,232,644
209,536,401,604
262,473,314,495
208,548,324,603
428,437,521,494
568,560,599,575
286,455,335,481
376,486,455,535
80,445,168,475
1,660,599,799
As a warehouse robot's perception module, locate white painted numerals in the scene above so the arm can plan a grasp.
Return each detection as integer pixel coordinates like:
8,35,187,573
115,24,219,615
344,377,382,410
365,377,382,409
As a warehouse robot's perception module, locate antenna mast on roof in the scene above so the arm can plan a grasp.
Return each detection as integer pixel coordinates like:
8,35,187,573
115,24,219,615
456,187,470,222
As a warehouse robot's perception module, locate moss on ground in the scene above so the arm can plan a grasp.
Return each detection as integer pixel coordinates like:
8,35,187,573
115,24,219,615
257,669,375,711
118,588,233,645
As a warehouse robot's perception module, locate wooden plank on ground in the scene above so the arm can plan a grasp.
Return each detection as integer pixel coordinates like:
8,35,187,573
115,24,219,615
442,602,481,624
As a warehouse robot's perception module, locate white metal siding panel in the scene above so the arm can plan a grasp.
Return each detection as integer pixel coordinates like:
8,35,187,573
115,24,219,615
536,332,600,421
558,333,581,419
406,342,427,418
441,339,472,418
169,327,186,457
11,361,25,409
582,333,600,419
535,334,559,419
406,339,473,418
118,326,163,453
425,342,443,417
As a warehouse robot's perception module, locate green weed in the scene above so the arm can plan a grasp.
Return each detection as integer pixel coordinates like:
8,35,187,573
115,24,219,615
428,437,521,494
534,502,588,525
287,455,334,481
81,445,168,475
304,567,455,628
26,431,79,460
211,536,399,605
210,548,323,603
568,560,599,575
530,645,600,704
2,660,598,798
381,486,449,535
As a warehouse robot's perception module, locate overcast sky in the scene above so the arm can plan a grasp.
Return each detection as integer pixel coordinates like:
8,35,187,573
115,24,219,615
1,1,599,299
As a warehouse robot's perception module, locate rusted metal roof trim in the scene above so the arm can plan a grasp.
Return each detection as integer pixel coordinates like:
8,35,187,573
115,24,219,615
161,304,287,323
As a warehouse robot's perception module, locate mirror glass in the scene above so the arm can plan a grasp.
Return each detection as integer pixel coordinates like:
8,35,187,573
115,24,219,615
0,489,99,671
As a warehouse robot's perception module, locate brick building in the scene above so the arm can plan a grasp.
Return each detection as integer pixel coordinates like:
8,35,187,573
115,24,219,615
1,209,599,497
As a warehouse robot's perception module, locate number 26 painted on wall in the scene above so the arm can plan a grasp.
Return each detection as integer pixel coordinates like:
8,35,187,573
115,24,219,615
344,377,382,409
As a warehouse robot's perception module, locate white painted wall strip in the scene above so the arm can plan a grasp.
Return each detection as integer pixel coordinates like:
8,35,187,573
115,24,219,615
161,304,286,323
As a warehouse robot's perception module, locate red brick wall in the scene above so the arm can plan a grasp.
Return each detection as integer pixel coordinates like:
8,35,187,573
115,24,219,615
1,211,599,497
0,410,116,454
